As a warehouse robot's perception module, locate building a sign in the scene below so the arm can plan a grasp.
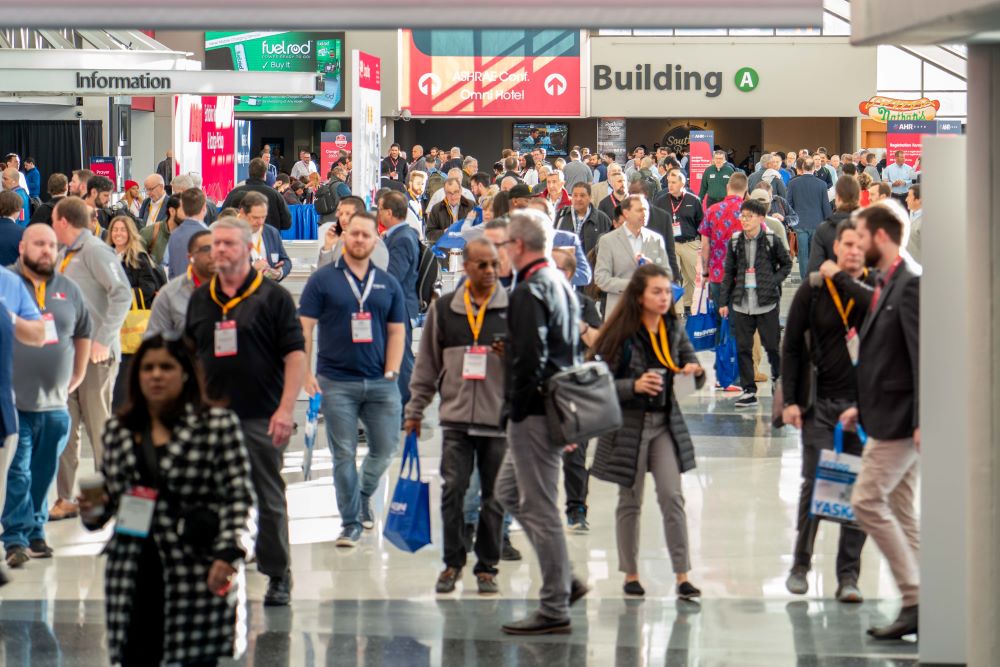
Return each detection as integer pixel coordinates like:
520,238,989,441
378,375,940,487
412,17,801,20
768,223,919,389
859,96,940,123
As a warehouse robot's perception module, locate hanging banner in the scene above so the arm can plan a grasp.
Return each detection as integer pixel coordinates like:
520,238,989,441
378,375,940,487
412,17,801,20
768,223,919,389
858,95,940,123
401,29,581,117
89,157,117,185
688,130,714,198
235,119,252,184
596,118,627,164
937,120,963,135
886,120,935,167
321,131,352,177
352,50,381,209
200,96,235,204
172,94,201,179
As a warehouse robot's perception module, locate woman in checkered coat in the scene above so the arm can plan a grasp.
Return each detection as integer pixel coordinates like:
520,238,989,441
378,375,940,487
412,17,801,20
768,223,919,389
79,335,255,666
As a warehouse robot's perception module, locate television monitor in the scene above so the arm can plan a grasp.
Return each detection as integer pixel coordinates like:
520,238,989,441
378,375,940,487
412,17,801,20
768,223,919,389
513,123,569,157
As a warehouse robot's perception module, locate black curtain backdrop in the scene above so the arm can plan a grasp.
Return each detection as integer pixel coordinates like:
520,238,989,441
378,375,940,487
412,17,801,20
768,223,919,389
0,120,102,200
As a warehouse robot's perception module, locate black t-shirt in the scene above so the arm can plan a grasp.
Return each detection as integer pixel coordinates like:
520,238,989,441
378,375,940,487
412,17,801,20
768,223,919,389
578,292,602,329
655,191,704,242
185,269,305,419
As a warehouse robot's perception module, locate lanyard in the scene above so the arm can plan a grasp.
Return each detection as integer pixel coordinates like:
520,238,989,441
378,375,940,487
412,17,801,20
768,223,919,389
448,205,459,222
210,270,264,319
609,193,621,207
59,251,76,274
253,232,263,255
871,256,903,312
648,318,681,372
34,281,46,310
345,266,376,312
463,283,496,345
824,278,855,328
519,260,550,283
670,195,684,217
408,191,424,219
187,265,203,288
148,197,163,223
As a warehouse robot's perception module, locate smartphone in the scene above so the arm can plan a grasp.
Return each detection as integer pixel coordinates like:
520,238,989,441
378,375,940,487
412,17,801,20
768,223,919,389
492,333,508,344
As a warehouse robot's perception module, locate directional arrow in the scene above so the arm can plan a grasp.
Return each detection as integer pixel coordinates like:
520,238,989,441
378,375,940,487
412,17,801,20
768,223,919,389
417,72,441,96
544,73,567,96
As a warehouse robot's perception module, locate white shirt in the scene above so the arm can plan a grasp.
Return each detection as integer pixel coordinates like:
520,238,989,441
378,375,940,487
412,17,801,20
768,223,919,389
291,160,318,180
250,229,265,263
146,194,167,225
427,185,475,210
625,225,643,256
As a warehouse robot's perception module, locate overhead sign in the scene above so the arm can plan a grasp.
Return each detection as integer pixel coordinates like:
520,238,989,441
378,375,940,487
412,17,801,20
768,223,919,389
205,31,344,112
0,68,320,96
859,95,940,123
400,30,581,117
590,38,876,117
937,120,963,134
352,51,381,209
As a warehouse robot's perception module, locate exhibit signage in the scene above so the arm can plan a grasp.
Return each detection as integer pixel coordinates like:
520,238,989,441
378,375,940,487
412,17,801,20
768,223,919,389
89,157,117,186
200,96,235,203
236,120,252,183
352,51,381,208
321,131,352,176
597,118,627,164
886,120,936,167
688,130,714,198
859,95,940,123
401,29,581,116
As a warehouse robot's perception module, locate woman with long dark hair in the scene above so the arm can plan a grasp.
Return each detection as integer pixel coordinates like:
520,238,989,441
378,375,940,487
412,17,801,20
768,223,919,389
79,335,254,667
520,153,539,188
589,264,705,600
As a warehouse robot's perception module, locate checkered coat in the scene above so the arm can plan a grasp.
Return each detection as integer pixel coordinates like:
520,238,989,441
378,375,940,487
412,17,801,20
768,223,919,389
96,406,255,665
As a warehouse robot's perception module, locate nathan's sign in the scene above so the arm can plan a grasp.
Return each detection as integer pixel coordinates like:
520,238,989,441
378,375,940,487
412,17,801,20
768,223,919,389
859,96,940,122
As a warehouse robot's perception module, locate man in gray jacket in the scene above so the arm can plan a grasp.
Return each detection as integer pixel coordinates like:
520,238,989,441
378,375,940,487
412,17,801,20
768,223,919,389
49,197,131,520
561,150,593,190
405,239,508,596
144,230,214,340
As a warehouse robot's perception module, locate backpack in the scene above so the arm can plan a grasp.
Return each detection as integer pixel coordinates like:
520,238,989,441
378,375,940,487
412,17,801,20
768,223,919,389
313,181,341,216
29,196,42,215
425,171,445,200
416,239,441,313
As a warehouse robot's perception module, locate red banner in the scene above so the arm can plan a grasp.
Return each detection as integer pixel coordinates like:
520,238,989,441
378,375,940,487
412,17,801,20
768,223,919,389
321,131,352,177
401,30,580,117
200,96,235,204
89,157,117,185
688,130,714,201
358,52,381,91
886,120,935,167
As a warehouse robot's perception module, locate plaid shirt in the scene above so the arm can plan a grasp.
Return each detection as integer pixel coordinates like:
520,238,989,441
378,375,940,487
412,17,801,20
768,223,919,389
698,195,744,283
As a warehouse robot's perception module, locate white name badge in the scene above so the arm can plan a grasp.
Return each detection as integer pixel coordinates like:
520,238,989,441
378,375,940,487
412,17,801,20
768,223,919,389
462,345,489,380
351,312,374,343
214,320,238,357
846,327,860,366
42,313,58,345
672,220,682,237
115,486,158,538
744,268,757,289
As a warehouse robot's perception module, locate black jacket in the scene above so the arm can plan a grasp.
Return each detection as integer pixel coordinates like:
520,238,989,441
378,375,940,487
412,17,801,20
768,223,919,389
220,179,292,231
426,197,475,243
380,156,409,183
590,319,704,487
719,228,793,309
834,262,919,440
29,195,65,225
555,206,611,257
806,210,852,274
122,252,166,307
644,204,682,281
505,258,579,422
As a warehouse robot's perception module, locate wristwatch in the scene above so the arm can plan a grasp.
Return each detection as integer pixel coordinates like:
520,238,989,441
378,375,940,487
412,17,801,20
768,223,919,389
384,371,400,381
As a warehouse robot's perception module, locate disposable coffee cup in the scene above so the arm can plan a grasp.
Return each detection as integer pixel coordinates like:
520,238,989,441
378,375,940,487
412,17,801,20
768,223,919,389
78,473,106,517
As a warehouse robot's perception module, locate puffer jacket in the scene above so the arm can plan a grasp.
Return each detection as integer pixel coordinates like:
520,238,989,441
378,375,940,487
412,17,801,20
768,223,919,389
405,287,508,430
719,227,793,310
589,317,705,487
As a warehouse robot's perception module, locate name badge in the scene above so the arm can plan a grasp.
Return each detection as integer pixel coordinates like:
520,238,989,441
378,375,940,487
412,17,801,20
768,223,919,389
352,312,374,343
672,220,682,237
846,327,860,366
462,346,489,380
116,485,158,538
709,174,716,179
214,320,238,357
744,268,757,289
42,313,58,345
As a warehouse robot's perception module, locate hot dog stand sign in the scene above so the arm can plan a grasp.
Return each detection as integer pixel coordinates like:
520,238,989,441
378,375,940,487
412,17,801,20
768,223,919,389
859,95,940,122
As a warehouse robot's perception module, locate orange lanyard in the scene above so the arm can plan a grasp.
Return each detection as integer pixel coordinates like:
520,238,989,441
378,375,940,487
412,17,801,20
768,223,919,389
210,271,264,319
186,265,203,288
648,318,681,372
59,251,76,274
463,283,496,345
253,233,263,255
824,278,855,328
34,281,46,310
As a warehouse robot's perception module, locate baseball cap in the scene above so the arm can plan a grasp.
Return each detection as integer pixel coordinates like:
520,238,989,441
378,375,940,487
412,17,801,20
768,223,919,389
509,184,533,199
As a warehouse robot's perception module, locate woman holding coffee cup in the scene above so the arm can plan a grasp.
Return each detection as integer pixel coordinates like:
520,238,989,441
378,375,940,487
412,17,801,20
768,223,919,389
589,264,705,601
78,334,254,666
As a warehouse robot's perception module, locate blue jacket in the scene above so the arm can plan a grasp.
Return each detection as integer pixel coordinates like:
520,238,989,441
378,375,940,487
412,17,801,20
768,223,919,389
0,218,24,266
24,168,40,199
552,230,592,287
786,174,831,232
13,188,30,225
265,163,278,187
260,223,292,281
384,222,421,321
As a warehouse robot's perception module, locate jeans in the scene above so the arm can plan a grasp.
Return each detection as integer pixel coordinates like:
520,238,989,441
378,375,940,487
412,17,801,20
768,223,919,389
463,462,513,538
730,307,781,393
795,229,813,280
440,430,505,574
1,410,71,549
319,376,402,530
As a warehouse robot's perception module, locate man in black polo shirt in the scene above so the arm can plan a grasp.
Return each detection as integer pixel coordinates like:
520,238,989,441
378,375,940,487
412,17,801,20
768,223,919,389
299,212,406,548
654,168,704,315
184,216,306,607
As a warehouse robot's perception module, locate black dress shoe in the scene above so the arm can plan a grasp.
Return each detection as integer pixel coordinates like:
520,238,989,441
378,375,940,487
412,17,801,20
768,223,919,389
570,577,590,605
623,580,645,597
264,572,292,607
501,611,571,635
868,604,918,640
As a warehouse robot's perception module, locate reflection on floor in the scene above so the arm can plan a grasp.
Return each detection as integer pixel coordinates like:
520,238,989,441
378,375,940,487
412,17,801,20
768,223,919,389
0,338,920,665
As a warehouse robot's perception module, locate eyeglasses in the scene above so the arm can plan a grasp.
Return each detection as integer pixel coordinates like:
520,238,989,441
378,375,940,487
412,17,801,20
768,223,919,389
192,245,212,255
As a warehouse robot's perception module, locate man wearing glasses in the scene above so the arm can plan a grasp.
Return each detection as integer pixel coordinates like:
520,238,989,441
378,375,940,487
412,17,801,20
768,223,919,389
138,174,169,228
144,229,215,340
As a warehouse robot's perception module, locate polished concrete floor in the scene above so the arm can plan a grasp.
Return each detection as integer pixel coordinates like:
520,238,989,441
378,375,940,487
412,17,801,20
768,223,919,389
0,267,920,665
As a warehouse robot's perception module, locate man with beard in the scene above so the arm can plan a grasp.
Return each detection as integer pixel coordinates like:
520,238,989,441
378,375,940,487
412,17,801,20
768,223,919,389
3,224,92,567
819,201,921,640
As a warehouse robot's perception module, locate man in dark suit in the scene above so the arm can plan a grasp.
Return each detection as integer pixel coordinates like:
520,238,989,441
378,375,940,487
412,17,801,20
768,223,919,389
377,190,420,410
379,143,409,184
221,158,292,231
239,191,292,282
379,161,407,194
156,150,176,194
426,177,475,244
554,182,610,258
819,201,920,641
628,181,680,280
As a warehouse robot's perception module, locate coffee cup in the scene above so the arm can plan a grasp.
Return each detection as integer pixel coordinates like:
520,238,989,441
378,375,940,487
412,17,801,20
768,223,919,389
78,473,106,517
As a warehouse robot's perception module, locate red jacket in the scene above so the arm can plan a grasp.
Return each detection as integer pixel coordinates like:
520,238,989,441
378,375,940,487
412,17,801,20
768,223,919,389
537,188,572,213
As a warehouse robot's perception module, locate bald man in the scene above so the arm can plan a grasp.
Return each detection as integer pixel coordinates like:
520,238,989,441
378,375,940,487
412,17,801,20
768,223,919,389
1,168,30,224
138,174,169,228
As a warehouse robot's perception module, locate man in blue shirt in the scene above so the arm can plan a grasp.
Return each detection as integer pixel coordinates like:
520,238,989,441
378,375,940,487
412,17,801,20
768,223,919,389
0,265,46,442
377,190,421,410
165,188,209,278
2,168,30,226
23,159,40,201
882,150,918,204
300,212,406,548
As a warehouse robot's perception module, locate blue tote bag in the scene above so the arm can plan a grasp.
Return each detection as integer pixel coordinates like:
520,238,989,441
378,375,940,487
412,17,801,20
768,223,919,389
714,317,740,389
685,288,718,352
384,433,432,553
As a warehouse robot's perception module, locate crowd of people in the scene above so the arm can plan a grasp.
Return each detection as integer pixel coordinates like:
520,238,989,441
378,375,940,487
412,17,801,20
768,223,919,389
0,137,921,662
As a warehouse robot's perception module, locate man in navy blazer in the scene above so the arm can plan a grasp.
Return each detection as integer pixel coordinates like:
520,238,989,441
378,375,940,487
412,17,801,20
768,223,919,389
377,190,420,410
239,192,292,282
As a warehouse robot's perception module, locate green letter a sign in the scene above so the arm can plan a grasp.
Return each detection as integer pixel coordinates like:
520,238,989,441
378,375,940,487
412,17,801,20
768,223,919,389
735,67,759,92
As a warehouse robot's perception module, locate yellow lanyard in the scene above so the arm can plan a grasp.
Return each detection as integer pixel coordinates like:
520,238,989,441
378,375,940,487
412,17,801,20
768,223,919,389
464,283,496,345
648,318,681,372
210,271,264,319
408,190,423,219
186,265,203,288
34,281,46,310
824,278,855,328
59,251,76,274
253,233,263,255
